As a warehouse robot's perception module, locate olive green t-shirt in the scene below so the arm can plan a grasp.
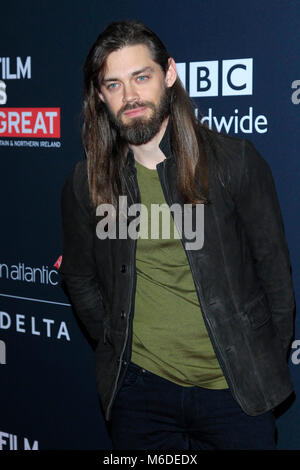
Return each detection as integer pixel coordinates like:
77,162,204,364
131,158,228,389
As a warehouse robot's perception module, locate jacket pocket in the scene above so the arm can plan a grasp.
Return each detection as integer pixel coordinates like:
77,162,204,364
245,293,271,329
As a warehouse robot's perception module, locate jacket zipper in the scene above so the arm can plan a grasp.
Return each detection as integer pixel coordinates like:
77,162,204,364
156,159,247,410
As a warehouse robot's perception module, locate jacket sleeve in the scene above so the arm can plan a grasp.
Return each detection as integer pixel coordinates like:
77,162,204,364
235,140,295,355
60,162,105,343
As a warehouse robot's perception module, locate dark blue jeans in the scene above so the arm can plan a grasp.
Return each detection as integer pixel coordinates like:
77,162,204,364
109,361,277,450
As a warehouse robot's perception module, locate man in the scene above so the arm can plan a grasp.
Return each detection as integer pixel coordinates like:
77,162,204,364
60,20,295,450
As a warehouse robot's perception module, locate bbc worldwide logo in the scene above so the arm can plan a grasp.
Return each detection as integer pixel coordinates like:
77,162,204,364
177,58,253,97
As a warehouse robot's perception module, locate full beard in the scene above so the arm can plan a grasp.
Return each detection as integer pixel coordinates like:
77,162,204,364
106,86,171,145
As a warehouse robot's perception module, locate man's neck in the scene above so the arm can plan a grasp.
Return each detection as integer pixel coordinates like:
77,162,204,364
129,117,169,169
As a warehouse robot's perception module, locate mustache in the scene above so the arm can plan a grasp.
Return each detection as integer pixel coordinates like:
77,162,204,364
117,101,155,118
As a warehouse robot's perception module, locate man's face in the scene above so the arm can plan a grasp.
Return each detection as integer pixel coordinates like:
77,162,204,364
98,44,176,145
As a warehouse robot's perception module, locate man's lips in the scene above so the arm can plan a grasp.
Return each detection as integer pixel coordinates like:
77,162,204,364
123,106,148,118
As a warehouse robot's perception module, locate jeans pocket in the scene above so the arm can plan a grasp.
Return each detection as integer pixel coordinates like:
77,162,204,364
121,362,142,389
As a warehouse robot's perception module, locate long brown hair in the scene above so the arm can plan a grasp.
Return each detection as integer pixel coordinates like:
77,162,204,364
82,20,209,207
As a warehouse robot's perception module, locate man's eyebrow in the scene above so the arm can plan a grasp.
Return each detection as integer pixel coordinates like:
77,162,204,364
131,66,155,76
102,66,155,84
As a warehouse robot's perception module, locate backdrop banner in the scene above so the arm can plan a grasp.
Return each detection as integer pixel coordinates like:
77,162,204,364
0,0,299,450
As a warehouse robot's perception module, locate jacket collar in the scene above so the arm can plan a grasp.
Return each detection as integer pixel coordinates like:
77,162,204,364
158,118,173,159
125,118,174,173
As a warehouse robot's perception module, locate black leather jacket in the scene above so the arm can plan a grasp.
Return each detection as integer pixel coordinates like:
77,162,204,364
60,125,295,421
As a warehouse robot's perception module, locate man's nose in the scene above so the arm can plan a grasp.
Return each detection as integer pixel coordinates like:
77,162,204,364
122,82,139,103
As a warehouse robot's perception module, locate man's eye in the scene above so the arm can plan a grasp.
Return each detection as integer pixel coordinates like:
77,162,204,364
137,75,149,82
108,83,118,89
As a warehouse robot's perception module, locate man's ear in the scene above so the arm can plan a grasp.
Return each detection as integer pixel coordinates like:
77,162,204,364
165,58,177,88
